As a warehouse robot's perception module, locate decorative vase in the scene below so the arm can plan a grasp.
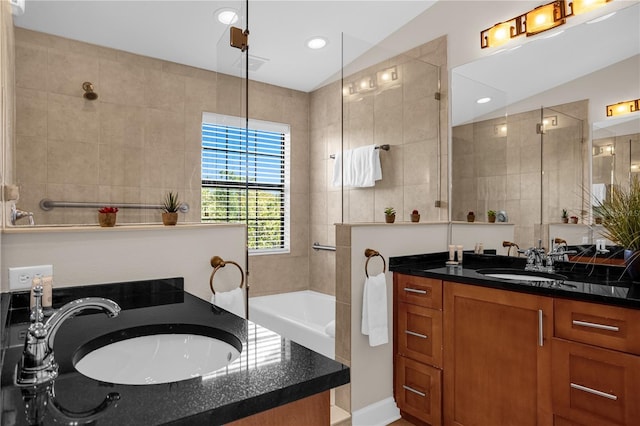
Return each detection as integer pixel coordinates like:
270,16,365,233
488,215,496,223
162,212,178,226
624,249,640,282
385,214,395,224
570,217,578,224
467,214,475,223
98,212,117,227
410,214,420,223
595,217,603,225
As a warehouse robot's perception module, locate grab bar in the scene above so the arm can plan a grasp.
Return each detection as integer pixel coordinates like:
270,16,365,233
330,144,390,159
40,199,189,213
312,242,336,252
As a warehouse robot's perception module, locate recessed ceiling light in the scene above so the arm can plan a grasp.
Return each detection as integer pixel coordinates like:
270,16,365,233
216,8,238,25
477,97,492,104
306,37,328,50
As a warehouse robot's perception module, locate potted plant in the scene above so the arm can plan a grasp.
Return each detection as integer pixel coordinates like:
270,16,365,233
467,211,475,222
570,215,579,224
384,207,396,224
162,191,181,226
593,176,640,281
594,216,603,225
487,210,496,223
410,209,420,223
98,206,118,227
561,209,569,223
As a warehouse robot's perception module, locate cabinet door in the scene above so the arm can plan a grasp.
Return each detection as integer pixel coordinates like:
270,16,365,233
397,302,443,368
396,355,442,426
443,282,553,426
552,338,640,426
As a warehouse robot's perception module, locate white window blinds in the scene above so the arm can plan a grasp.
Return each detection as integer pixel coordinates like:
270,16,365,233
201,113,290,254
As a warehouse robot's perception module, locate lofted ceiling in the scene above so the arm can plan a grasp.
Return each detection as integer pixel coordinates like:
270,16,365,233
12,0,437,93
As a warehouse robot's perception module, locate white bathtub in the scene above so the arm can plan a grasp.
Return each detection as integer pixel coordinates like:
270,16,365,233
249,290,335,359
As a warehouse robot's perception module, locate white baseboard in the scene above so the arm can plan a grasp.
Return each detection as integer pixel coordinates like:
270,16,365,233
351,397,400,426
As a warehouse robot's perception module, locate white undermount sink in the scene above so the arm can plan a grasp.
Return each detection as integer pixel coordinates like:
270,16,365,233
75,328,241,385
476,268,567,283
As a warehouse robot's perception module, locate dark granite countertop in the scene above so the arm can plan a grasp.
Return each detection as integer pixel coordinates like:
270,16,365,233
0,278,350,425
390,252,640,309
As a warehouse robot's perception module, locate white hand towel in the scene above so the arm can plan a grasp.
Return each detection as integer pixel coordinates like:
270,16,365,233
592,183,607,205
361,272,388,347
332,145,382,188
211,287,245,318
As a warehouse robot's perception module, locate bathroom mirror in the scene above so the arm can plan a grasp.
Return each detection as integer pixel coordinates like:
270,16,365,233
451,2,640,248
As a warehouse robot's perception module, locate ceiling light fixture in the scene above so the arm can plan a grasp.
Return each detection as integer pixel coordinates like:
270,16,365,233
216,8,238,25
606,99,640,117
477,97,492,104
481,0,611,49
306,37,328,50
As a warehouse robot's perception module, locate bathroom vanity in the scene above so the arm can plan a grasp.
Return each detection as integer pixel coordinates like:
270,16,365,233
390,253,640,426
0,278,350,425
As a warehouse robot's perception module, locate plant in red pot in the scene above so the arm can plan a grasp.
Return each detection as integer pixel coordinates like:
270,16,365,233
98,206,118,227
593,176,640,282
410,209,420,223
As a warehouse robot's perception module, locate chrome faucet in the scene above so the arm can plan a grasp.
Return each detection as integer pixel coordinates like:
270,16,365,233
16,286,121,387
11,204,35,225
519,239,577,273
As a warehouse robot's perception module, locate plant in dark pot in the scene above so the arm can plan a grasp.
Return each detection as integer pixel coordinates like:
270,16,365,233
593,176,640,282
162,191,181,226
384,207,396,224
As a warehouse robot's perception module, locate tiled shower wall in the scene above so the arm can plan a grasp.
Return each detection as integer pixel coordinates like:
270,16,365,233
11,28,311,296
308,36,448,296
452,99,588,249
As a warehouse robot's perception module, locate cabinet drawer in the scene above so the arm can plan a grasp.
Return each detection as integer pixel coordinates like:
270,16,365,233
397,302,443,368
554,299,640,355
552,338,640,426
395,356,442,426
395,274,442,310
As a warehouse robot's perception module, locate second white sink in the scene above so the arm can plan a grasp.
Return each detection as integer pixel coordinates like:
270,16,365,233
75,332,241,385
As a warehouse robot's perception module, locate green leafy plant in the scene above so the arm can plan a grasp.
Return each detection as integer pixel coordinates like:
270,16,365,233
162,191,181,213
593,176,640,251
561,209,568,219
487,210,496,217
384,207,396,216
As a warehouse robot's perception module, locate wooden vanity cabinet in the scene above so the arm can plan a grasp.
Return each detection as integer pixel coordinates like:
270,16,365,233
443,282,554,426
552,299,640,426
394,274,443,426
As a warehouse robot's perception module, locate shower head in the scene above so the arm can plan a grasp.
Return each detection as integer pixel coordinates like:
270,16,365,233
82,82,98,100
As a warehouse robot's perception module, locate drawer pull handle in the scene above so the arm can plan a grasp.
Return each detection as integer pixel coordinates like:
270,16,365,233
572,320,619,332
570,383,618,401
403,385,426,397
405,330,428,339
404,288,427,295
538,309,544,347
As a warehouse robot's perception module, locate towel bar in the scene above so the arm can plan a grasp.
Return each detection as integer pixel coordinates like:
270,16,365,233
330,144,390,159
39,198,189,213
209,256,245,295
364,248,386,278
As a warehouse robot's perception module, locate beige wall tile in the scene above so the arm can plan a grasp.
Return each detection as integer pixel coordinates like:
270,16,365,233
47,49,99,97
15,42,47,90
47,93,100,143
15,87,47,137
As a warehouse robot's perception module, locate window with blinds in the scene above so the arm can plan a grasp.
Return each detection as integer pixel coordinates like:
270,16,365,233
201,113,290,254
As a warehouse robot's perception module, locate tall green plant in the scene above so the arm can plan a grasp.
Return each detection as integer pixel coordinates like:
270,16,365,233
162,191,181,213
593,176,640,252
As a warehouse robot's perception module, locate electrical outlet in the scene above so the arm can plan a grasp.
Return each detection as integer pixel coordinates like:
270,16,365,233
8,265,53,290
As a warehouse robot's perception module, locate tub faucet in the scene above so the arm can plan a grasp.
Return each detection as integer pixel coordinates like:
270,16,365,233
11,204,35,225
16,286,121,387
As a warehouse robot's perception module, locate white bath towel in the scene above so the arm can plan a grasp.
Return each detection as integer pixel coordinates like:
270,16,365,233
361,272,388,347
332,145,382,188
592,183,607,205
211,287,245,318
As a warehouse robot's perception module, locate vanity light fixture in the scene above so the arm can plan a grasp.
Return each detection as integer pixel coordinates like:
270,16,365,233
377,66,398,84
306,37,328,50
606,99,639,117
481,0,612,48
